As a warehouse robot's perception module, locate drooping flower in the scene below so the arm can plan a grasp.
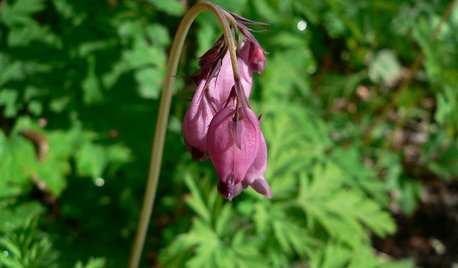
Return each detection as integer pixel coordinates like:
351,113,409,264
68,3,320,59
182,9,271,200
206,106,261,200
182,40,261,161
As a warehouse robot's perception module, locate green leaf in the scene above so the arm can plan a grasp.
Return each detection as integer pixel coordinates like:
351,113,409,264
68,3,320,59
423,131,458,179
319,243,351,268
331,147,389,205
75,142,108,179
196,23,217,57
51,0,75,19
0,202,44,232
253,203,270,234
297,163,395,245
135,68,162,99
74,258,105,268
435,86,458,128
397,178,421,215
215,204,233,237
107,145,131,164
78,39,117,58
145,0,184,16
145,24,170,47
124,36,166,69
0,218,57,267
184,174,212,224
82,56,103,105
0,130,37,198
253,0,280,23
0,56,24,86
262,48,315,100
0,89,18,117
0,0,46,27
102,61,128,89
324,11,346,38
7,23,58,47
319,71,367,100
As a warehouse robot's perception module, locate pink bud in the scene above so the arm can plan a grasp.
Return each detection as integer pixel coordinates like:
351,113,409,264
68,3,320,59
207,106,261,200
243,132,272,198
249,42,266,74
237,40,266,74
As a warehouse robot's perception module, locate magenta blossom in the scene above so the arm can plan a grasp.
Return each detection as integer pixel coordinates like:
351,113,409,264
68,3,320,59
182,11,271,200
207,106,261,200
182,40,262,161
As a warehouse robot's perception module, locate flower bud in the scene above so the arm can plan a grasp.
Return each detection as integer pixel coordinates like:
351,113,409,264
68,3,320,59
249,42,266,74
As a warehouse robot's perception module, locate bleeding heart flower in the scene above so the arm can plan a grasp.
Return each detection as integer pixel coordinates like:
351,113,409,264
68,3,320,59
207,106,261,200
183,40,258,161
182,9,270,200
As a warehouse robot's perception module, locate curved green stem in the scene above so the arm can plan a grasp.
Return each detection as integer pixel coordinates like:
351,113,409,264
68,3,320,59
128,2,240,268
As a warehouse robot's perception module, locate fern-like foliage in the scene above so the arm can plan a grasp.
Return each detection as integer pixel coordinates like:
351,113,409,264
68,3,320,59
160,102,409,267
0,217,57,268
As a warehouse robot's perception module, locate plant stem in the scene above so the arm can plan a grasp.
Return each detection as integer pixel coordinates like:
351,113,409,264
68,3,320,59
128,2,240,268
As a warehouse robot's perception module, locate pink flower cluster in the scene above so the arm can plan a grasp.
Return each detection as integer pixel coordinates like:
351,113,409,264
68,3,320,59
182,16,271,200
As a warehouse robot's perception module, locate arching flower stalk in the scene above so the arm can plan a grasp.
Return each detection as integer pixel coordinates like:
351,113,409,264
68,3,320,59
129,2,269,267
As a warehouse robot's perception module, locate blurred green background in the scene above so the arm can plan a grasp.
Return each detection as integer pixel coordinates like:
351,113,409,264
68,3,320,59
0,0,457,267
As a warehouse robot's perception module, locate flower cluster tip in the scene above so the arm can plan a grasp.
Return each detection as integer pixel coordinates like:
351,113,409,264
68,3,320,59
183,7,271,200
